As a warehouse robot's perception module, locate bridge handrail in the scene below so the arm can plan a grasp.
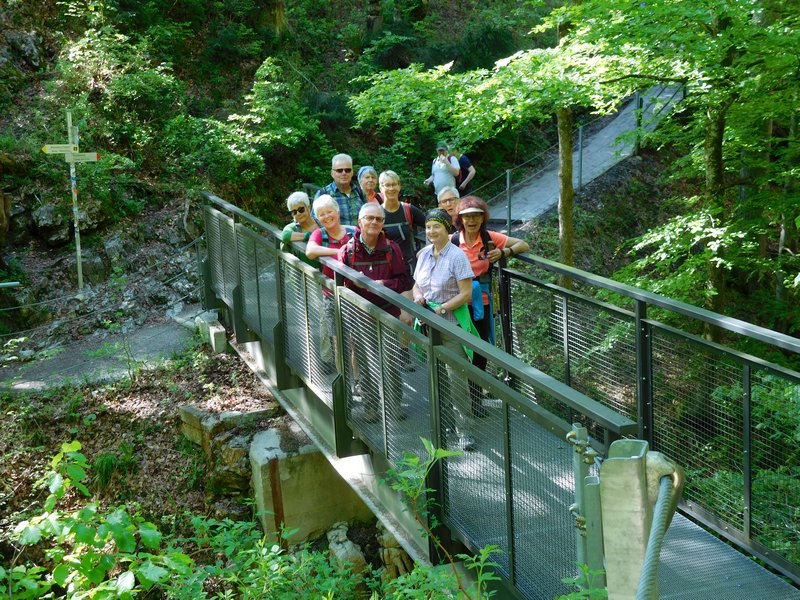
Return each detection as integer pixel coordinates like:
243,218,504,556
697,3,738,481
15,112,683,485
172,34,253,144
200,189,800,593
201,191,636,436
511,253,800,355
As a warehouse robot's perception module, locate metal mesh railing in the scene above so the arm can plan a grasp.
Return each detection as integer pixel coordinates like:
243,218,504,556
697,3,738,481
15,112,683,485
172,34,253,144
200,191,800,592
651,329,744,527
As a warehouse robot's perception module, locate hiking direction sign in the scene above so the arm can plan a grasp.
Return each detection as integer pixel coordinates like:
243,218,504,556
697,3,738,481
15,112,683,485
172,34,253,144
41,109,101,291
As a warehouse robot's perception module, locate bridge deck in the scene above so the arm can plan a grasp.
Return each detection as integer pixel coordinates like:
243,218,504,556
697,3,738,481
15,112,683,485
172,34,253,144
261,342,800,600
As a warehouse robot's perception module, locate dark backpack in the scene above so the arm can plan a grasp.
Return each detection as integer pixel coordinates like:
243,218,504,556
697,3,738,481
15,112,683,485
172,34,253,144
448,154,464,187
321,225,356,247
342,236,394,270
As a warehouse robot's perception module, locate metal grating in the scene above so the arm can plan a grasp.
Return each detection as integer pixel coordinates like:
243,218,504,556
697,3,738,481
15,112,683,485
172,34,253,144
218,213,237,306
341,295,386,452
651,329,744,532
659,514,800,599
380,323,431,467
204,207,225,299
236,226,261,334
437,344,511,577
564,298,637,420
255,243,278,345
280,260,311,381
509,279,567,383
749,367,800,565
304,272,335,406
510,404,579,600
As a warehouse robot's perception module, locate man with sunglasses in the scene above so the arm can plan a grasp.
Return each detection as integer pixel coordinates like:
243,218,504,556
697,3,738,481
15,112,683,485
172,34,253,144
314,153,366,226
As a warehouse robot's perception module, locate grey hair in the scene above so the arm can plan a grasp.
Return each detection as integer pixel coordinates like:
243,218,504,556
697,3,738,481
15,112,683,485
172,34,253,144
331,153,353,168
313,194,339,216
437,186,460,201
379,170,400,186
286,191,310,210
358,203,386,219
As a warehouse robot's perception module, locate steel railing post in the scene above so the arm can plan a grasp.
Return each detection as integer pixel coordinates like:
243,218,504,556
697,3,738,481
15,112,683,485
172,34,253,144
635,301,653,442
506,169,512,232
577,124,584,190
742,364,752,541
634,91,643,155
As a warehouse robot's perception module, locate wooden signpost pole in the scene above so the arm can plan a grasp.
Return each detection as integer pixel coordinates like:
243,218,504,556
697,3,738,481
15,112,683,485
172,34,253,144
41,109,100,291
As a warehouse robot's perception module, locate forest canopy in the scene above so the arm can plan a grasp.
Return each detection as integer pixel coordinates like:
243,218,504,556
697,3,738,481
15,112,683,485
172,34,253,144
1,0,798,333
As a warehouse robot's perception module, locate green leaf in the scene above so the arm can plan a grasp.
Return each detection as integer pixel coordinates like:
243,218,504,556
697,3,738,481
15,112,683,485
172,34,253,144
48,473,64,495
114,529,136,553
163,552,193,575
73,523,96,545
52,563,70,587
19,525,41,545
65,463,88,483
88,565,106,585
115,571,136,594
137,523,162,550
61,440,82,453
136,561,168,590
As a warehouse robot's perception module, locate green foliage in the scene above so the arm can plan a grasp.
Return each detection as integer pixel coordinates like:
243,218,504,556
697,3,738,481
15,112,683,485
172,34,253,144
5,442,515,599
385,437,503,598
558,563,608,599
92,441,139,492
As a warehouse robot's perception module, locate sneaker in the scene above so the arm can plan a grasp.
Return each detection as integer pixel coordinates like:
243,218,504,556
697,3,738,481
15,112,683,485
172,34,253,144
352,379,362,397
457,434,476,452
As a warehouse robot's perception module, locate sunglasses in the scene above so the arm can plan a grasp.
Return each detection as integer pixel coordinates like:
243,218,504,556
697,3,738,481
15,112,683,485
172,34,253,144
290,206,307,215
334,168,353,174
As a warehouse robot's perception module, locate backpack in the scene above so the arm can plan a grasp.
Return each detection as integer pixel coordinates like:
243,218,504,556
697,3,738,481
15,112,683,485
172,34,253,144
342,236,394,270
448,154,464,188
321,225,356,247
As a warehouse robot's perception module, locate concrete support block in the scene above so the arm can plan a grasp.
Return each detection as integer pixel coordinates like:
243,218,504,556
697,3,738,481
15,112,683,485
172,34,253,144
250,428,374,545
208,320,227,353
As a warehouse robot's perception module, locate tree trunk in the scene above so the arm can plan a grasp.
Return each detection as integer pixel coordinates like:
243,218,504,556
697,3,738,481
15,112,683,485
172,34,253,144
259,0,287,36
366,0,383,36
704,107,727,342
557,107,575,289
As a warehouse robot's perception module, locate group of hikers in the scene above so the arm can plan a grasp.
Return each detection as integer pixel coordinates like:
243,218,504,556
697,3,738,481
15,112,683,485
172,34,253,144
280,146,529,452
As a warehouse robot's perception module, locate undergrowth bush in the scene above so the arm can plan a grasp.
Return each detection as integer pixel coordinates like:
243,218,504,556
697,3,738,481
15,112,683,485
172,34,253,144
1,440,515,599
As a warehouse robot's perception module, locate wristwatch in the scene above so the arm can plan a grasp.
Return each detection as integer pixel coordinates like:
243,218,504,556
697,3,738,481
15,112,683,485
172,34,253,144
438,307,447,315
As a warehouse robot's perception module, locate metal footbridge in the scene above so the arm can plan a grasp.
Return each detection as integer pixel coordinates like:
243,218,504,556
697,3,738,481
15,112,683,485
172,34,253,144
201,192,800,599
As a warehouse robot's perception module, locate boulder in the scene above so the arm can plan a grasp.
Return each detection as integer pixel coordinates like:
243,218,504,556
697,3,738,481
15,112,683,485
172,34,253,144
32,203,70,246
5,31,43,69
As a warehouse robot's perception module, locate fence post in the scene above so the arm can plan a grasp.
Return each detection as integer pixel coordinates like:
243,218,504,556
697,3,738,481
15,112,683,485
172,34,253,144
577,124,584,190
634,91,643,155
742,364,752,542
505,169,512,232
635,301,653,443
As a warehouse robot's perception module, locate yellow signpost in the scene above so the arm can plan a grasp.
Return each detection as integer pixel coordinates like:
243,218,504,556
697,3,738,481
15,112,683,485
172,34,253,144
41,110,100,291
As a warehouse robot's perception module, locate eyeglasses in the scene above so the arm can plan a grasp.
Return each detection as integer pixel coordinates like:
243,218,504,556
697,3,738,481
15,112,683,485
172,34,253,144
439,197,457,204
333,167,353,174
290,206,306,215
361,216,385,223
381,183,400,188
